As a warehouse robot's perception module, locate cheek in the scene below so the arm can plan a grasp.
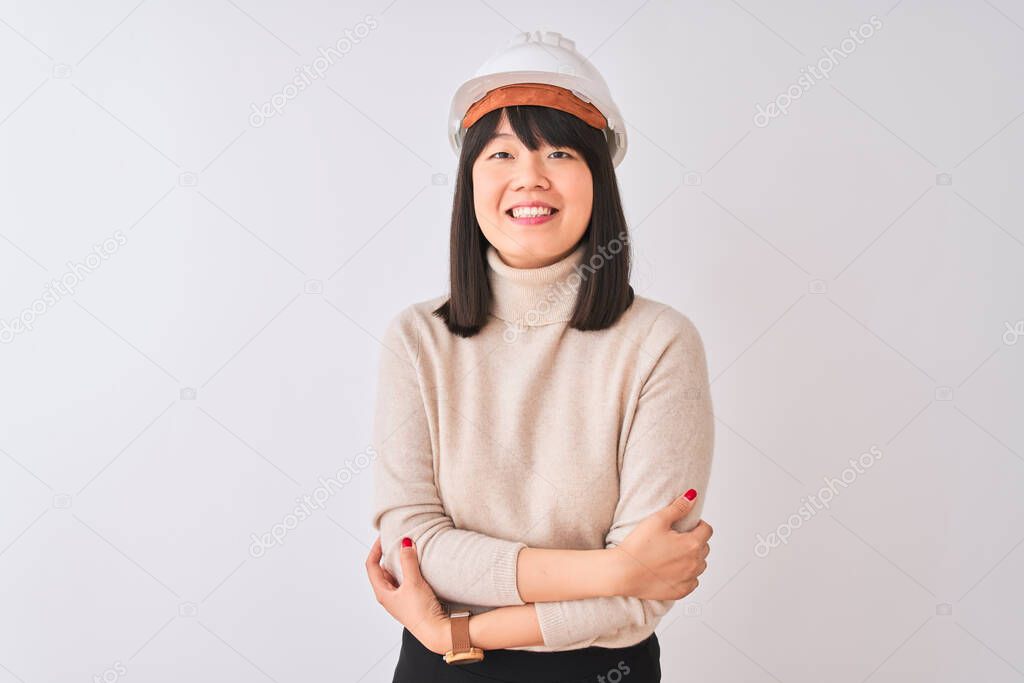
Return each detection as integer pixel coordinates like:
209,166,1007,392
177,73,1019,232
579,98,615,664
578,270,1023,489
562,167,592,199
471,174,501,210
565,178,594,215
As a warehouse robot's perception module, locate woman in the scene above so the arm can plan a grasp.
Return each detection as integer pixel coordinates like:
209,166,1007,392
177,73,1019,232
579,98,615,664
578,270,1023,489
365,30,714,682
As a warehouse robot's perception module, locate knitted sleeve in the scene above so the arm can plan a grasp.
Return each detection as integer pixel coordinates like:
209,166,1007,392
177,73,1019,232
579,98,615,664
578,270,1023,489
532,306,715,648
370,308,527,607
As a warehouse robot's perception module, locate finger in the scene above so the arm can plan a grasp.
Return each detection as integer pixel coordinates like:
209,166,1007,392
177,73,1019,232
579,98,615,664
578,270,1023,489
381,567,398,589
687,520,713,543
365,536,382,568
366,559,397,599
398,536,423,584
659,488,698,525
365,537,397,595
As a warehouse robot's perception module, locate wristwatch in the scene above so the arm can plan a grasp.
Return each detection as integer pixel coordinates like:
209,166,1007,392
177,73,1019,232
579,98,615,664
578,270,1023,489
442,609,485,664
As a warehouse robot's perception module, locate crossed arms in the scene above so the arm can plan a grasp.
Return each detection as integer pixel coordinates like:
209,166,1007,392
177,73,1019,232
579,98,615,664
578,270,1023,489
371,306,714,649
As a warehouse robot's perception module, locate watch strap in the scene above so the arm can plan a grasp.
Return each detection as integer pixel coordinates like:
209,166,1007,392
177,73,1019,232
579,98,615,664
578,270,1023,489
450,611,472,652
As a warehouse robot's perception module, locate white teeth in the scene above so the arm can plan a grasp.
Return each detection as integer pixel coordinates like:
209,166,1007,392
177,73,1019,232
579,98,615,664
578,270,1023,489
510,206,554,218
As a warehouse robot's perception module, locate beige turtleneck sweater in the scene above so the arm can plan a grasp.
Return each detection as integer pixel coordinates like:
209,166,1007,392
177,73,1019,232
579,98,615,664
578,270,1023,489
370,238,715,651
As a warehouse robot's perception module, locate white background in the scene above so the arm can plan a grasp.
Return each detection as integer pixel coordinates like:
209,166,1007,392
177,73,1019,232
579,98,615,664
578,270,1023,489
1,1,1023,681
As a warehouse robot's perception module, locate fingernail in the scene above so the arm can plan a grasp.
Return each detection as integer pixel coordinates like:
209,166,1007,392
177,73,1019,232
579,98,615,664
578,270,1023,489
684,489,697,501
402,537,412,547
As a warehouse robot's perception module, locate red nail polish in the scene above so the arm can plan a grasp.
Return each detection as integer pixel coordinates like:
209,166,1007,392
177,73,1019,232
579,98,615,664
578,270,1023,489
684,489,697,500
402,537,412,547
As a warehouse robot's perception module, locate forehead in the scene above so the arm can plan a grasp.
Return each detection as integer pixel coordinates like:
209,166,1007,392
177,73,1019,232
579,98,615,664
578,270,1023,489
487,126,538,145
484,114,558,148
484,132,524,147
486,114,522,142
491,117,516,140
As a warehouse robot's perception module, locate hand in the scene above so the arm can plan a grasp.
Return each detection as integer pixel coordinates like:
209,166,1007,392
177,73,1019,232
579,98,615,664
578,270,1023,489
610,489,712,600
365,536,451,655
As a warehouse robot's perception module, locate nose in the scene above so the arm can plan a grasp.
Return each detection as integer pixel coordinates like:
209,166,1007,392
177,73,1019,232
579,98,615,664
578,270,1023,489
512,152,551,191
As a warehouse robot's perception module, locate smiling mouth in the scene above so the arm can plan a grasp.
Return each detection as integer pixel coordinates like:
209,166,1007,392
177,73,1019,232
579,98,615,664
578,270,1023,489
506,207,559,217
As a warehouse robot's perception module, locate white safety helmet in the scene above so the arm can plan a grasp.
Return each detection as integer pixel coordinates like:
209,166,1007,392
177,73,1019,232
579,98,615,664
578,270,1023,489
448,30,628,167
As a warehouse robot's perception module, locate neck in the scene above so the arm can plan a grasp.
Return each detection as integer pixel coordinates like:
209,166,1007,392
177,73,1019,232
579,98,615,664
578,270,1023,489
486,240,589,327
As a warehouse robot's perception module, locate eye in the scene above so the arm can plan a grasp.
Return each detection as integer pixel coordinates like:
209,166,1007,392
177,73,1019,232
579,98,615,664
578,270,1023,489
488,150,573,160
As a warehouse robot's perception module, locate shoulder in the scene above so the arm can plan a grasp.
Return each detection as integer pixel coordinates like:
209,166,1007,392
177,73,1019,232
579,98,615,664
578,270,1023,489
382,294,449,359
625,295,706,351
385,294,448,331
627,297,711,390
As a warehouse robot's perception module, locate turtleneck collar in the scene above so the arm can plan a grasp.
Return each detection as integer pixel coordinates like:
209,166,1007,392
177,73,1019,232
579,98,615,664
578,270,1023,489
486,239,589,327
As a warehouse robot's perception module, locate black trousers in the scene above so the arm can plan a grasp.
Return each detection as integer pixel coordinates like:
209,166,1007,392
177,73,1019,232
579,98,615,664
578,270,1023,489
392,626,661,683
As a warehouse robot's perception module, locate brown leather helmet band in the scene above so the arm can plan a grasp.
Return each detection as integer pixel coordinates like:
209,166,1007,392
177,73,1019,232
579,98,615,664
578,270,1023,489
461,82,607,131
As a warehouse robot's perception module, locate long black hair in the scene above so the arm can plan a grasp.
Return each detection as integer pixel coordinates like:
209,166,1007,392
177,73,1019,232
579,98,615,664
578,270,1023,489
432,105,634,337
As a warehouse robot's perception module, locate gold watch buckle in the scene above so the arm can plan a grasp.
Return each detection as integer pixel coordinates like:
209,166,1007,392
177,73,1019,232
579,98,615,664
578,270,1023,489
443,610,485,665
